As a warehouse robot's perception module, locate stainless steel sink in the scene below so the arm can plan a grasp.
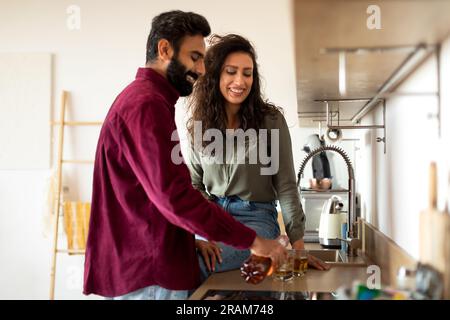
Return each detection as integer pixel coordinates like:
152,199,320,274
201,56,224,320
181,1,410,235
308,249,344,263
308,249,368,266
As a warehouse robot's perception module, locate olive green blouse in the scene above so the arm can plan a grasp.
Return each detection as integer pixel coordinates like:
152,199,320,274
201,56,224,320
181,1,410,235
187,110,305,243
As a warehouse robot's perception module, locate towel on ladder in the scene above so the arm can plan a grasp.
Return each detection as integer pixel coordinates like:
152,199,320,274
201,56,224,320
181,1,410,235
63,201,91,252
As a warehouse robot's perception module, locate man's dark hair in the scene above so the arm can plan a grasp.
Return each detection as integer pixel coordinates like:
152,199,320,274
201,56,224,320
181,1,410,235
146,10,211,63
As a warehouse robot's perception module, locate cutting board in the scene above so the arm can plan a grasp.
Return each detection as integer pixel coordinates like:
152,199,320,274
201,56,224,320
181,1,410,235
419,162,450,299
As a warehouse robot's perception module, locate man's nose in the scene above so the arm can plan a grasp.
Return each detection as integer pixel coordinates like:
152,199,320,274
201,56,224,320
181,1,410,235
195,61,205,77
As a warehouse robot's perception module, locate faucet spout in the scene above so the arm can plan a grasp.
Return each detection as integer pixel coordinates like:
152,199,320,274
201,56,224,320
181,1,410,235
335,236,361,257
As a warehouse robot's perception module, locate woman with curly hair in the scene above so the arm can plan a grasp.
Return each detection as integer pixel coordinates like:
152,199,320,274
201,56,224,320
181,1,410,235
187,34,328,281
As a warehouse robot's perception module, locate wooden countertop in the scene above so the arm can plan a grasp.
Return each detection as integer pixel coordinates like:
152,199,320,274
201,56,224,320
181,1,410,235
189,266,370,300
189,244,373,300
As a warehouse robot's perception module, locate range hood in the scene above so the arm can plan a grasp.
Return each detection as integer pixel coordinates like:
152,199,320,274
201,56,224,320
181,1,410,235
293,0,450,127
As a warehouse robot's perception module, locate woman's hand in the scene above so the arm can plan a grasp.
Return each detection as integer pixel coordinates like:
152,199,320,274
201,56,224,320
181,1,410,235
195,239,223,272
292,239,330,271
307,253,330,271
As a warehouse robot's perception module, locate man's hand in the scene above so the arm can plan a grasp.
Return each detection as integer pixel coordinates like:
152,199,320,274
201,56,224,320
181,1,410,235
249,235,288,269
292,239,330,271
195,239,222,272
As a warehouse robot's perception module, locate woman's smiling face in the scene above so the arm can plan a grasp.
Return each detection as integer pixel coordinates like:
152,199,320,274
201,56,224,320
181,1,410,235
219,51,254,108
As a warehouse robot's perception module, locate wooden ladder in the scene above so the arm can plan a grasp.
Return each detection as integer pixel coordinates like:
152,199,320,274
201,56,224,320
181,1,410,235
49,91,102,299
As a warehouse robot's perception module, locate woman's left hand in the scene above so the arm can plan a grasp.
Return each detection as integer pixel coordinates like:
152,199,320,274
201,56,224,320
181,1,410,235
291,239,330,271
307,253,330,271
195,239,223,272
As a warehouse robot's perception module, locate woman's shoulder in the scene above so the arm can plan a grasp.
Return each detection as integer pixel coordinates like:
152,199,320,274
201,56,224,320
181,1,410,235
263,108,286,129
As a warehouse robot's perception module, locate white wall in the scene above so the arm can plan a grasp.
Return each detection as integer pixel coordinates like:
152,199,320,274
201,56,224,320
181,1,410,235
358,37,450,259
440,36,450,205
0,0,298,299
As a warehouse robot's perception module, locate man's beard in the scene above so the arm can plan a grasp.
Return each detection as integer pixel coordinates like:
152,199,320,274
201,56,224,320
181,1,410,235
166,57,198,97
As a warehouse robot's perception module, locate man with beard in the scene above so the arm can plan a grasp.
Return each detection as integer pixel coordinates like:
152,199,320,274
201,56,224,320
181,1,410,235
83,10,287,300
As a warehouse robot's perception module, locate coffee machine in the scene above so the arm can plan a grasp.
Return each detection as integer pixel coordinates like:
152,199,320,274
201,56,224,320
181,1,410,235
318,196,347,248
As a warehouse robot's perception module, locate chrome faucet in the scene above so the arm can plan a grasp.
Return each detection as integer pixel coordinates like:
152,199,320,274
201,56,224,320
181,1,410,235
336,237,362,257
297,145,360,256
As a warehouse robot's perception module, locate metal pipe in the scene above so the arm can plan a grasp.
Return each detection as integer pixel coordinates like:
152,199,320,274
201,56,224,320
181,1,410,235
348,178,356,239
328,125,384,129
314,92,438,102
351,43,431,123
326,101,330,126
314,98,372,102
320,44,427,55
339,51,346,96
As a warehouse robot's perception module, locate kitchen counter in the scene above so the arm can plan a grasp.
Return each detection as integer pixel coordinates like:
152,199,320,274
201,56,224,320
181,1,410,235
189,244,374,300
189,266,370,300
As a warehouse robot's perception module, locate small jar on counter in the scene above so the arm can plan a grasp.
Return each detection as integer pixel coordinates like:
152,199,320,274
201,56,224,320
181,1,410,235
396,266,416,291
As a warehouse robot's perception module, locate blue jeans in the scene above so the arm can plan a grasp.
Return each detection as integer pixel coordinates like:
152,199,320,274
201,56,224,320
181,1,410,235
198,196,280,282
108,285,188,300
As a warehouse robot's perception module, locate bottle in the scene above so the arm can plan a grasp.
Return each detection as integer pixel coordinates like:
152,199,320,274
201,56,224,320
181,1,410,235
240,235,289,284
